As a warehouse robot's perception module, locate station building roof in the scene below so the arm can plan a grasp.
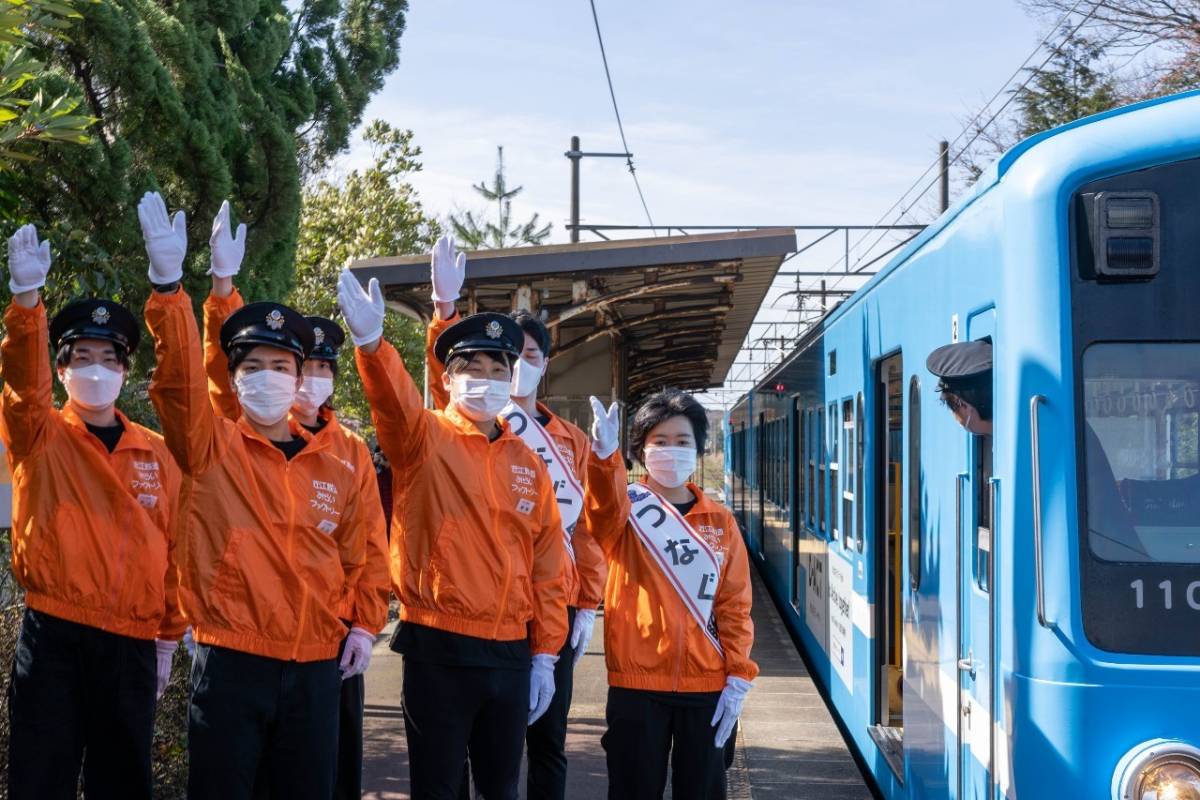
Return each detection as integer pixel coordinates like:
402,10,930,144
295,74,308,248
350,227,796,408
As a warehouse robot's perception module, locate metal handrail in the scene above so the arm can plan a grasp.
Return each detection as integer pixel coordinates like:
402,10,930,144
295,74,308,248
1030,394,1049,628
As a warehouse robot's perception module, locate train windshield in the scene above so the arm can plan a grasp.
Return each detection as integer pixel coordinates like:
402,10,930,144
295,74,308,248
1082,342,1200,563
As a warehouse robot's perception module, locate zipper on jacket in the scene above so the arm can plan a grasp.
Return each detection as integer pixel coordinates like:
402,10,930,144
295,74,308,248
484,442,512,639
671,603,685,691
105,449,133,616
284,454,309,660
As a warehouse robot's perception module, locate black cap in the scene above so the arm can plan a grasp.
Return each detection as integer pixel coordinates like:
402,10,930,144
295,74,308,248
433,312,523,365
305,316,345,361
926,340,992,380
50,299,140,352
220,301,314,358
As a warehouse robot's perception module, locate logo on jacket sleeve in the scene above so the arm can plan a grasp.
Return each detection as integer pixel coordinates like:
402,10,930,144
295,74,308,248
516,498,535,515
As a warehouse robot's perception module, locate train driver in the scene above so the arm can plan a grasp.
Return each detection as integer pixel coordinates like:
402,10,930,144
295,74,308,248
337,269,567,800
585,388,758,800
1,225,184,799
139,192,383,799
423,235,607,800
926,339,993,435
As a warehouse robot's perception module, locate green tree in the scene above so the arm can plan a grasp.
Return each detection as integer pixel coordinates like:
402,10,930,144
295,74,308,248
0,0,94,167
289,120,440,431
449,146,551,249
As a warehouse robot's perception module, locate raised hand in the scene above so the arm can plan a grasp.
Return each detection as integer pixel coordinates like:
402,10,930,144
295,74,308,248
208,200,247,279
589,395,620,460
430,235,466,305
7,224,51,296
137,191,187,285
336,268,385,348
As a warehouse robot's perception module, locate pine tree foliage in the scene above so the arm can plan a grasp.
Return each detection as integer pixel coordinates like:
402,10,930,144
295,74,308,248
449,146,551,250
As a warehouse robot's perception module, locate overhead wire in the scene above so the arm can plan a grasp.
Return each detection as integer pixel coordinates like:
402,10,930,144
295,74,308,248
588,0,656,234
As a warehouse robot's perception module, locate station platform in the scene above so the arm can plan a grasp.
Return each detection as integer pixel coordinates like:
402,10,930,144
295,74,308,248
361,570,872,799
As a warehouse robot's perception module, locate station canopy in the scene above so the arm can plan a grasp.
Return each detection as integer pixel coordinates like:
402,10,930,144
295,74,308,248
350,228,797,420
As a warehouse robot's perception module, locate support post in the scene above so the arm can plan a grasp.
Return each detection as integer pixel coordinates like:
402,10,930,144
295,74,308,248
568,136,581,243
939,140,950,213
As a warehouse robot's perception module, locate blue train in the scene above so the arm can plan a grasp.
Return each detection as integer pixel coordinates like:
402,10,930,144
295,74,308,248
724,90,1200,800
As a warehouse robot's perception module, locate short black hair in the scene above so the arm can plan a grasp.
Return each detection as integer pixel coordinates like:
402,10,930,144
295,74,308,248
509,311,551,357
628,388,708,464
227,343,303,375
445,350,516,377
936,376,992,421
55,341,130,370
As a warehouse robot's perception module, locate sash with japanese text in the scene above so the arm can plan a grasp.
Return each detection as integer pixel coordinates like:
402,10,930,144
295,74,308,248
502,402,583,562
626,484,724,656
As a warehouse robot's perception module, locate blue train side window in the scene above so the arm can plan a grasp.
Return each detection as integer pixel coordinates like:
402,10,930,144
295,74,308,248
842,398,855,550
818,406,826,537
908,378,922,590
856,393,865,553
829,403,839,540
807,409,816,531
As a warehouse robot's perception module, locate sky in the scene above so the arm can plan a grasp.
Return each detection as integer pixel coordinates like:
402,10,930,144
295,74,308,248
343,0,1057,405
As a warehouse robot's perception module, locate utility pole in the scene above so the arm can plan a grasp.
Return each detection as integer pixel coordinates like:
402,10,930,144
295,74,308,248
939,140,950,213
564,136,632,243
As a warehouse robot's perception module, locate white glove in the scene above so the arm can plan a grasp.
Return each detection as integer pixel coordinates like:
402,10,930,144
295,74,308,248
208,199,246,278
528,653,557,724
336,268,385,347
137,191,187,285
7,224,51,294
589,396,620,460
430,234,466,303
338,627,375,679
710,675,752,748
570,608,596,668
155,639,178,700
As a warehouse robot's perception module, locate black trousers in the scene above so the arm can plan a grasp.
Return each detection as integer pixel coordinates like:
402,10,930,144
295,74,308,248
333,671,365,800
524,607,576,800
7,608,156,800
602,686,731,800
188,644,340,800
402,657,529,800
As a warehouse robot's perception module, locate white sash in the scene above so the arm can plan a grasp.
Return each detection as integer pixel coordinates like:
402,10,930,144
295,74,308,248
625,484,724,656
501,402,584,562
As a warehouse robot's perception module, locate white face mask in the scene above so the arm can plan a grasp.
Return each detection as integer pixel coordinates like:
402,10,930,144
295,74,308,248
293,375,334,417
451,374,511,422
62,364,124,411
643,445,698,489
510,358,544,399
235,370,298,426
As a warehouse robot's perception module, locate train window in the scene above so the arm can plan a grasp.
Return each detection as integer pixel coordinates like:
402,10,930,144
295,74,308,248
1082,342,1200,563
842,399,854,550
908,379,921,590
818,406,826,537
975,431,993,593
798,409,807,525
856,393,865,553
829,403,839,540
807,409,816,530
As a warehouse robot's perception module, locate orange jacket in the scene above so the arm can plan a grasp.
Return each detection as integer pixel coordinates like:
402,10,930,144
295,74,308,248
356,336,567,656
584,450,758,692
0,300,184,641
145,288,384,662
202,289,390,631
426,315,606,609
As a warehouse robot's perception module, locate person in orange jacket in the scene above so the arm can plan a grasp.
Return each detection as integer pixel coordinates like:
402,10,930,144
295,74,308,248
337,268,567,800
0,224,184,800
137,192,386,800
197,218,389,800
425,236,606,800
585,388,757,800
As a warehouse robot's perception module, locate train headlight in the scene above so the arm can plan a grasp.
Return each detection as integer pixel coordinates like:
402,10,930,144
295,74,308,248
1114,740,1200,800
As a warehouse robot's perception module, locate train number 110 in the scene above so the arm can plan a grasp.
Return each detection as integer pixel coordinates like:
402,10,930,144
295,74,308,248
1130,579,1200,611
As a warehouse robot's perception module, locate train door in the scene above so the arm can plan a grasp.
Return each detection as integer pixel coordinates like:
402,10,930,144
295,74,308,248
958,311,995,800
870,353,905,775
792,398,804,608
756,412,766,558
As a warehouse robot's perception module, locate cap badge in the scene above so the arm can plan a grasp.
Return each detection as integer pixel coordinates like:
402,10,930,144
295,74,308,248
485,320,503,340
91,306,110,326
313,327,325,345
265,309,285,331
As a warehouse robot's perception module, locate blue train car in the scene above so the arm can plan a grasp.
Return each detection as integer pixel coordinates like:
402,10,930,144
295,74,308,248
725,90,1200,800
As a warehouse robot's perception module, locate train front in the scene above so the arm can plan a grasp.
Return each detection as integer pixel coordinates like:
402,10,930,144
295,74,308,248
1004,92,1200,800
